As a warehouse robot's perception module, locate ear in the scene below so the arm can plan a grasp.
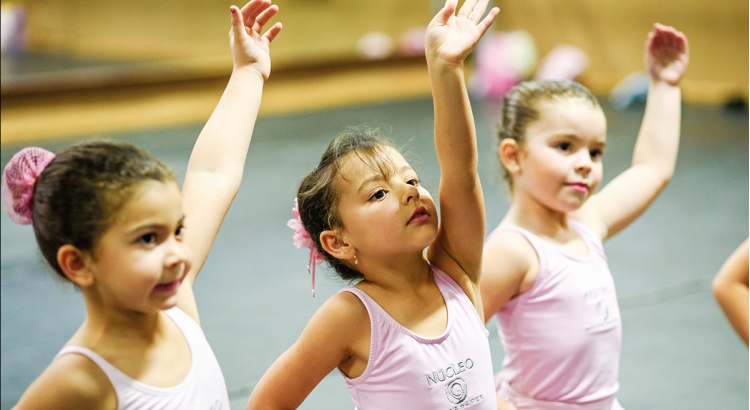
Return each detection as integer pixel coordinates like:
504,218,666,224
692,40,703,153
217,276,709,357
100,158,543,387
498,138,522,175
57,244,95,287
319,229,355,262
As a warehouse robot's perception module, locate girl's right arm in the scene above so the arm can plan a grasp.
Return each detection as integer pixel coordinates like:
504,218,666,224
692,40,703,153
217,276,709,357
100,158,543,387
246,292,369,409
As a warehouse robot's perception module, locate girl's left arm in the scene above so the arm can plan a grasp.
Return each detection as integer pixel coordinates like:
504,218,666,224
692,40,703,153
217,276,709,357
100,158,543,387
581,24,688,240
178,0,282,319
425,0,498,311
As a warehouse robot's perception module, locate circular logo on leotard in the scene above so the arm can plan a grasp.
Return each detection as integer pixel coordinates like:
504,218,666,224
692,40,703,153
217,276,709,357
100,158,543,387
445,378,468,404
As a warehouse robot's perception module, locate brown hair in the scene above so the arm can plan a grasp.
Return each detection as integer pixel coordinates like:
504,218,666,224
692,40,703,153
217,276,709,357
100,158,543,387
497,80,601,187
297,126,397,281
31,140,175,279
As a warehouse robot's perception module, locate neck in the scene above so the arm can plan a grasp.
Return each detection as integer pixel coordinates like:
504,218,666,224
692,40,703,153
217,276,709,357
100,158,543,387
76,295,165,346
503,193,572,237
357,252,431,292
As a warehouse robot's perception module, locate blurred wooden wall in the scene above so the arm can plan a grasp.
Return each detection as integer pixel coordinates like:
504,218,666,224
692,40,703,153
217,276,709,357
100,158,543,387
13,0,750,103
497,0,748,103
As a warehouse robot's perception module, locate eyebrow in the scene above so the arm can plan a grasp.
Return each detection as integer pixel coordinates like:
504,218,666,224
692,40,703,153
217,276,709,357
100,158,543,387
130,215,186,235
357,165,413,192
557,133,607,148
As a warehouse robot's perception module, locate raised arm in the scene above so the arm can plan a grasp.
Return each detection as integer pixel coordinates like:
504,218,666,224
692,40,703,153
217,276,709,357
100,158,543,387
425,0,498,303
712,239,749,345
178,1,281,316
582,24,688,240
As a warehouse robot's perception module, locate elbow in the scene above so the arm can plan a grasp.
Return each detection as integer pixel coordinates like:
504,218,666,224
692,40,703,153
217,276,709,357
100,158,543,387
711,275,728,301
650,167,674,195
655,164,676,189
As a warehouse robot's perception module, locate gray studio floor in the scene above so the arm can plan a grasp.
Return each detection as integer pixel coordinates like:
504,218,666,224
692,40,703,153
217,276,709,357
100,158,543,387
1,93,748,409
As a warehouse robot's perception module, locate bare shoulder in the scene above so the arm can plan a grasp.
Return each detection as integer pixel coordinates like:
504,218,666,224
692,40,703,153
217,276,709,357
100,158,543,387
311,290,370,339
480,228,539,319
484,229,538,273
15,353,116,409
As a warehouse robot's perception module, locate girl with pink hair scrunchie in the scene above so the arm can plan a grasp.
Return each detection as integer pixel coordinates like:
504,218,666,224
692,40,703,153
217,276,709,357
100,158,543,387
1,146,55,225
4,1,282,408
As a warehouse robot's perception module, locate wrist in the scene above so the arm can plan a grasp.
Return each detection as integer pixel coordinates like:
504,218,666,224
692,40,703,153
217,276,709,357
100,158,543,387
232,65,268,82
426,56,465,75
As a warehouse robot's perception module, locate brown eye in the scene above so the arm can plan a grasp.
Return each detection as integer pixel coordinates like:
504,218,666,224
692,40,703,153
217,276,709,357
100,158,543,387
139,233,157,245
370,190,386,201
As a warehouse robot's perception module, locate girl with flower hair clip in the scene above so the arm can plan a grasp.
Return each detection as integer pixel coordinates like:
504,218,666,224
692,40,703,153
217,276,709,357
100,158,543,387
247,0,502,408
4,1,281,408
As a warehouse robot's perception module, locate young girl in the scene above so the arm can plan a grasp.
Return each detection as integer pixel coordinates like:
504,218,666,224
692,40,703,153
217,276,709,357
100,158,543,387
246,0,500,408
4,1,281,408
479,24,689,410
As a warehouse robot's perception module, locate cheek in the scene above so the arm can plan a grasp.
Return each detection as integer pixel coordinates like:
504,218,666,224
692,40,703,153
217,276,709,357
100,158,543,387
589,164,604,188
181,244,194,272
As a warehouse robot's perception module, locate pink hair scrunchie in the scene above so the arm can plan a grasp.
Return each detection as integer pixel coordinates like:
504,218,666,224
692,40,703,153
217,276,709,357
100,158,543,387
287,198,324,297
2,147,56,225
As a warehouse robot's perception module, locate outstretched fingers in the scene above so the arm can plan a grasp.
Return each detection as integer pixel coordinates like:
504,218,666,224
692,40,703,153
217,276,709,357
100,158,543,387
431,0,458,27
262,21,283,43
229,5,246,37
476,5,500,35
254,5,281,40
457,0,479,19
231,0,282,43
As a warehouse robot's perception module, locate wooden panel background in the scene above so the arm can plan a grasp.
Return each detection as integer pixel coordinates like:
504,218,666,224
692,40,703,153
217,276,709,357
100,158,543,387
14,0,748,103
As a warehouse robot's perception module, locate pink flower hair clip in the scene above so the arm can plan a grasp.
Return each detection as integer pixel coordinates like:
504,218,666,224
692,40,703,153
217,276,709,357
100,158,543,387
287,198,324,297
2,147,56,225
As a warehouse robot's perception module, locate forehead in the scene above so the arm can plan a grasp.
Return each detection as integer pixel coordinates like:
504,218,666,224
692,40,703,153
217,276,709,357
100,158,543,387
530,98,606,141
110,180,183,227
336,146,410,184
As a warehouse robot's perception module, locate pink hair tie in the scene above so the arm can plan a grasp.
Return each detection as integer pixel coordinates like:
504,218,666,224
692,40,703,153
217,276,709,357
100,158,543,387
287,198,324,297
2,147,56,225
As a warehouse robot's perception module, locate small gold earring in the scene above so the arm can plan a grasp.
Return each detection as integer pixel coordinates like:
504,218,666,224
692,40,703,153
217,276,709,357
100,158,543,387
354,254,359,265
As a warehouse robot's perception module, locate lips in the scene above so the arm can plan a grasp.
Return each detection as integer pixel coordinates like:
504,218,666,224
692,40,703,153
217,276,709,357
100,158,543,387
154,278,182,293
565,182,589,193
408,206,430,225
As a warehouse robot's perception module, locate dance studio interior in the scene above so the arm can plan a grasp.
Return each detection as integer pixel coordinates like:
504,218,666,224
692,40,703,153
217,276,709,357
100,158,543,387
1,0,747,408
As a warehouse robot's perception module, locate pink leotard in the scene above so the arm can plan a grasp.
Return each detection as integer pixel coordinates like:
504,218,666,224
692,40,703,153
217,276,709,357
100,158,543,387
340,264,498,409
55,307,229,410
489,220,623,410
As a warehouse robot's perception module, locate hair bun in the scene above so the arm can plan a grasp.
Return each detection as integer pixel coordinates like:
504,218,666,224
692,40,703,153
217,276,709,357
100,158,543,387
2,147,56,225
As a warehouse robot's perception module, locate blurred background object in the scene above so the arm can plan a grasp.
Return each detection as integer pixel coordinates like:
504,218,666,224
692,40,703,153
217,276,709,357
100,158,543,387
1,0,747,143
469,29,537,100
0,2,26,54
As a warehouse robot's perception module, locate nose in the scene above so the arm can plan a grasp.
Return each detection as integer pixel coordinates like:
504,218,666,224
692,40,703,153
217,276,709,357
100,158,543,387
574,149,593,175
403,182,420,204
165,237,192,269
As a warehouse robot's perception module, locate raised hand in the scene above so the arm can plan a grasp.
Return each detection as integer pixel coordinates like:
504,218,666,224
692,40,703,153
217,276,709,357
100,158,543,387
645,23,689,86
425,0,499,66
229,0,283,80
